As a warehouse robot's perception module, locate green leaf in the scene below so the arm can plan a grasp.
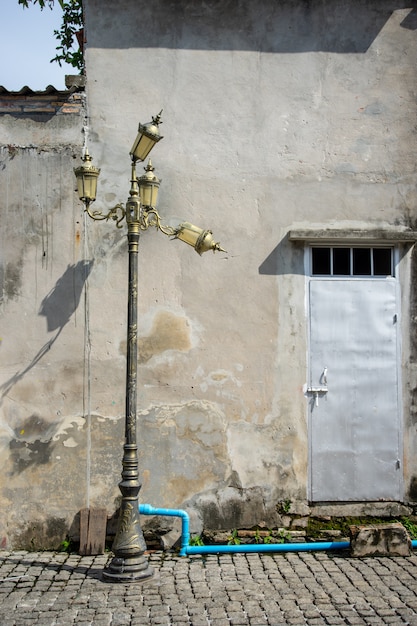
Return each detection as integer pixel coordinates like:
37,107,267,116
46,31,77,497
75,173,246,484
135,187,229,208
17,0,84,72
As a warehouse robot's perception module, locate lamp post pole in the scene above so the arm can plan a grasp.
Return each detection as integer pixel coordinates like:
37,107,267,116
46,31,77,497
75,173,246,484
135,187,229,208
74,112,225,583
102,174,152,582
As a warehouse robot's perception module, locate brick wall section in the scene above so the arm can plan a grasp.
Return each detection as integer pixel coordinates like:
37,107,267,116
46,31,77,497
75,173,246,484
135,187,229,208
0,87,84,117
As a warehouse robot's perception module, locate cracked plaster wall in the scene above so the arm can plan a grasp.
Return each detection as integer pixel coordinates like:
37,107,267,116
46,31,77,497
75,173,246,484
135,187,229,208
83,0,417,528
82,0,417,529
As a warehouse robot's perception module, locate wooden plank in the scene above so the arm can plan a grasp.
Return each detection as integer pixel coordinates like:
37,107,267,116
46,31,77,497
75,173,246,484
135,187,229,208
79,508,90,556
87,508,107,555
79,508,107,555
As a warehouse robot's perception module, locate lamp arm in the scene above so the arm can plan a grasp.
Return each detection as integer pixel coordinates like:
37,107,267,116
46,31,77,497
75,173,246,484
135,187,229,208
139,207,177,236
85,203,126,229
83,204,226,254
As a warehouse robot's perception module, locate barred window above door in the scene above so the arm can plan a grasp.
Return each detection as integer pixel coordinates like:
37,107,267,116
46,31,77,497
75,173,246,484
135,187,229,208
311,247,393,277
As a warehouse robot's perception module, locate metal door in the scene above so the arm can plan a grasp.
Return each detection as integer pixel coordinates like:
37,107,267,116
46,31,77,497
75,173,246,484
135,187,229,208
309,278,402,502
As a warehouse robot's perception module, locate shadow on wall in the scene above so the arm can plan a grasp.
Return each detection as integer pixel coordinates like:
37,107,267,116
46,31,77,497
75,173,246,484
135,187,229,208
0,260,94,405
259,234,305,276
87,0,417,53
38,260,93,332
401,7,417,28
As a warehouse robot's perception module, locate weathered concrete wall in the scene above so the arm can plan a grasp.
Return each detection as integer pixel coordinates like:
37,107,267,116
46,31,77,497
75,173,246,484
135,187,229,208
79,0,417,533
2,0,417,549
82,0,417,527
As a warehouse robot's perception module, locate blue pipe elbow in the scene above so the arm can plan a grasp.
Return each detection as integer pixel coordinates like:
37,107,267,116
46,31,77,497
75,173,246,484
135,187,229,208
139,503,190,555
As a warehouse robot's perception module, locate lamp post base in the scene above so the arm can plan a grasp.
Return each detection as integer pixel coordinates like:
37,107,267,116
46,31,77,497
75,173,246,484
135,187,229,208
102,555,154,583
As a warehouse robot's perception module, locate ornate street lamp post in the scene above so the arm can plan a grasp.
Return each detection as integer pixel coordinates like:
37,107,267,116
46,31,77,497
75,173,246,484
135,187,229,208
74,112,225,582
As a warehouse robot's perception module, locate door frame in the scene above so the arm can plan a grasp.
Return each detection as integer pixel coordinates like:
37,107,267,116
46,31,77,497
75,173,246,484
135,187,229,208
305,244,404,503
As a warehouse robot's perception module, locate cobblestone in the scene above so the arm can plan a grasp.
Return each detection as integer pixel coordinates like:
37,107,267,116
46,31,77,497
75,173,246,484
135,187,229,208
0,550,417,624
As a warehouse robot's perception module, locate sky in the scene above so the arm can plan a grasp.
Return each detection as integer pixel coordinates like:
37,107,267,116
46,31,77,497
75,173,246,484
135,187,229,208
0,0,75,91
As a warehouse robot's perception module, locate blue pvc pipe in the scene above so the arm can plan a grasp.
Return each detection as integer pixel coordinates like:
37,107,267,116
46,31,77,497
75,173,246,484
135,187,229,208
139,504,350,556
184,541,350,555
139,504,417,556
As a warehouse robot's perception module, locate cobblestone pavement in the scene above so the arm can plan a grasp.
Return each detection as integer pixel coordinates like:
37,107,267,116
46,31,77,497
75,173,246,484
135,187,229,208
1,550,417,625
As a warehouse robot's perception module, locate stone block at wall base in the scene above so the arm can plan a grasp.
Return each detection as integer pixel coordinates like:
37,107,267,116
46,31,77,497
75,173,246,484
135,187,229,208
350,523,411,557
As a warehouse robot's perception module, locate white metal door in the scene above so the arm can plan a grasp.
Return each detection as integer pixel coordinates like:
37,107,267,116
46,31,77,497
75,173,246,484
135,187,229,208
309,278,402,502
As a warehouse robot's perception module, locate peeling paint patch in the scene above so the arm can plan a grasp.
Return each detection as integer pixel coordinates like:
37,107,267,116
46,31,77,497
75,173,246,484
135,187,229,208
52,415,85,440
9,438,53,474
199,369,242,393
136,311,192,363
63,437,78,448
14,414,57,443
7,414,85,475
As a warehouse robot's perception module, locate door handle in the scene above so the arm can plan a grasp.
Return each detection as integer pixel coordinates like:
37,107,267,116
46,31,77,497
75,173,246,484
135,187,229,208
307,387,328,406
